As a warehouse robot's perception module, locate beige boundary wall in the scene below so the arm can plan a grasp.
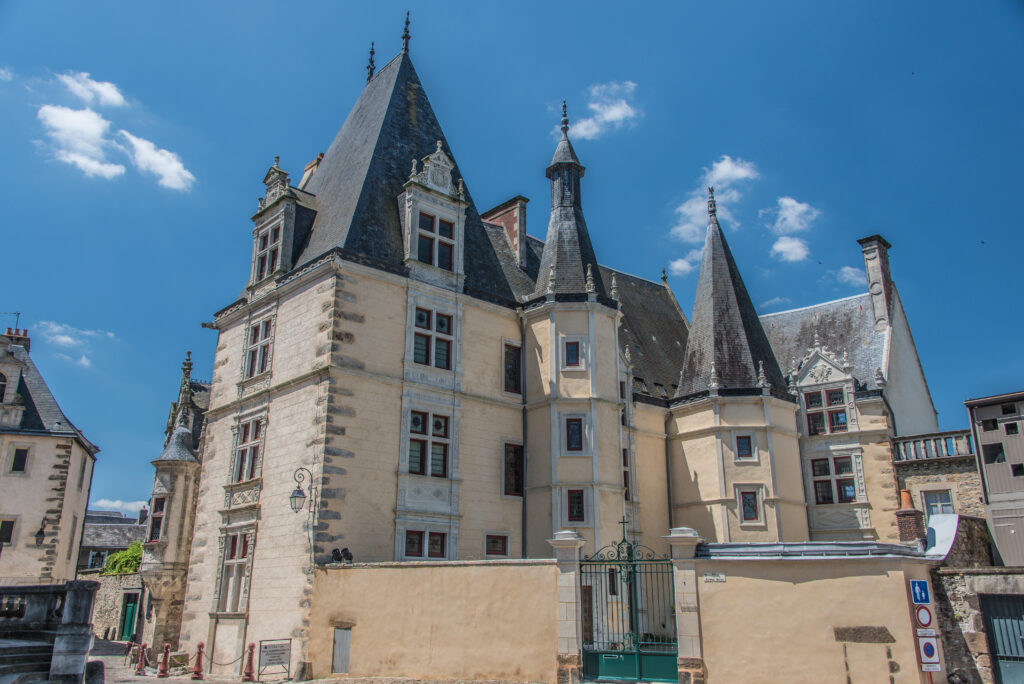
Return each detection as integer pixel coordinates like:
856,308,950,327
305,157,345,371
695,558,936,683
308,559,561,682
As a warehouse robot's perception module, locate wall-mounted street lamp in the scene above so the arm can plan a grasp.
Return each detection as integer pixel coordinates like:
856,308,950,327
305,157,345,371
289,467,318,564
34,519,46,547
289,467,316,514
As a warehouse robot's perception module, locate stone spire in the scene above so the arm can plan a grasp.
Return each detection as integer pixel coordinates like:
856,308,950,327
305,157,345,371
674,188,787,399
530,101,606,299
177,351,193,407
366,42,375,82
401,11,410,53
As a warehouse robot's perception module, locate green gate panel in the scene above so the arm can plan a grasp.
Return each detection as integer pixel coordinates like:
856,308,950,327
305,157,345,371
981,594,1024,683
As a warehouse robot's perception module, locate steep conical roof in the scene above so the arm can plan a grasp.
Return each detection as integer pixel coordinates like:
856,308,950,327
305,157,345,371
294,50,515,303
530,103,607,299
675,190,787,400
154,424,198,463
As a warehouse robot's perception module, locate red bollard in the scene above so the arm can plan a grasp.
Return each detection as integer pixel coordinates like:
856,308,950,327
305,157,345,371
191,642,205,680
135,643,147,676
241,643,255,682
158,643,170,678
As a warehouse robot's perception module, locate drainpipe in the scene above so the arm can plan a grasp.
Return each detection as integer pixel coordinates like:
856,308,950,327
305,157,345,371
520,311,528,558
665,408,674,529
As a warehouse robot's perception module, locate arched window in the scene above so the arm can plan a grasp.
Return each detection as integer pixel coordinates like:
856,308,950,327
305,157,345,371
0,372,6,402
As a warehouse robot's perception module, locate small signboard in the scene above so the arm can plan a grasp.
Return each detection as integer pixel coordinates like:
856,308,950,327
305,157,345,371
915,605,933,628
917,629,937,638
918,636,940,665
258,639,291,682
703,572,726,583
910,580,931,605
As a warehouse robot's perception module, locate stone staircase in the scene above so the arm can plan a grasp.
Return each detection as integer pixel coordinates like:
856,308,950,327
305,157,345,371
0,637,56,684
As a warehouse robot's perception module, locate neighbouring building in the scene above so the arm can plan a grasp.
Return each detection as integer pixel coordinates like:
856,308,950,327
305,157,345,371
141,24,970,682
0,327,97,584
77,509,147,571
967,390,1024,566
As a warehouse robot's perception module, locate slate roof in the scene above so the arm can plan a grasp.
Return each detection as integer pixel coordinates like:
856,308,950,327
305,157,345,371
760,292,886,391
2,345,98,454
675,211,788,401
294,51,516,306
529,125,607,300
154,424,198,463
81,523,146,549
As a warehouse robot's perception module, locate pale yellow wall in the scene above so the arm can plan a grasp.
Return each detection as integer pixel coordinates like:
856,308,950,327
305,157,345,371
308,561,559,682
669,396,808,543
696,558,936,683
0,434,91,583
631,402,671,555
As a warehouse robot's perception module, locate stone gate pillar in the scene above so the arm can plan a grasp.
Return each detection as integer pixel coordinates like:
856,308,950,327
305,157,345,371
548,530,585,684
664,527,705,684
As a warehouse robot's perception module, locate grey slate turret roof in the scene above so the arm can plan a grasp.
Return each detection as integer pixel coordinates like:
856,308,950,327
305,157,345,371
674,193,788,401
293,50,516,305
3,344,98,454
154,424,198,463
530,105,607,300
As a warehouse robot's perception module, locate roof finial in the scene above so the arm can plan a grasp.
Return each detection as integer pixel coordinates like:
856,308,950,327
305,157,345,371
366,42,375,82
661,268,668,285
547,262,556,294
586,264,596,293
560,99,569,137
610,273,619,300
708,361,720,390
401,11,410,53
757,360,769,389
181,350,192,378
707,186,717,220
274,155,280,167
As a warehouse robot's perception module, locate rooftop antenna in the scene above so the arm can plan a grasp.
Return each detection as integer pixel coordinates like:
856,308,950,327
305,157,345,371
0,312,21,329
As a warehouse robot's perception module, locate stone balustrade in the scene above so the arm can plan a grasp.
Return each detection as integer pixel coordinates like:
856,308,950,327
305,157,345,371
893,429,974,461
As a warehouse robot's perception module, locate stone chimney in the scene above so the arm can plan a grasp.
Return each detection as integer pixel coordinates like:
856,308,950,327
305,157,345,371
481,196,529,268
895,489,926,549
298,152,324,190
4,328,30,352
857,235,893,332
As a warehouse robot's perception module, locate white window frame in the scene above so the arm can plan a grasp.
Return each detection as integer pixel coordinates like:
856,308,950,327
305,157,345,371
559,335,589,371
921,489,955,520
803,386,849,436
0,516,19,547
253,221,282,282
217,529,254,613
407,410,451,479
734,434,758,462
415,211,457,271
735,485,766,527
809,454,860,505
560,412,592,457
411,307,454,371
232,415,266,484
483,531,511,558
560,487,593,528
500,338,522,398
244,317,274,379
400,527,450,560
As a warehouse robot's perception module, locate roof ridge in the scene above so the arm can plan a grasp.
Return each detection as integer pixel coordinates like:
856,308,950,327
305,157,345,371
760,291,869,318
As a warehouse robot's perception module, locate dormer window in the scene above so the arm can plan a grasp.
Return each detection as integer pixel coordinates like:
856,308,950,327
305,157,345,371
416,212,454,271
804,389,848,436
255,224,281,281
0,372,6,402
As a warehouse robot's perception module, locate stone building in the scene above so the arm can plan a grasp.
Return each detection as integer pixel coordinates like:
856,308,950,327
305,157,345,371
0,327,97,584
77,509,146,571
143,26,954,680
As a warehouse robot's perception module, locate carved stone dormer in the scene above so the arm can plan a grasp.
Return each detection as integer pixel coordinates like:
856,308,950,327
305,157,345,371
399,141,468,289
792,337,859,434
249,157,316,291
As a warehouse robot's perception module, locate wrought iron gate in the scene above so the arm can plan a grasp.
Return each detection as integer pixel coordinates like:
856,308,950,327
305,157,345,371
580,527,677,682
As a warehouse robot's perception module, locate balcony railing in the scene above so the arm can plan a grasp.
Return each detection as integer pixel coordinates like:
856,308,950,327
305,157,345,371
893,429,974,462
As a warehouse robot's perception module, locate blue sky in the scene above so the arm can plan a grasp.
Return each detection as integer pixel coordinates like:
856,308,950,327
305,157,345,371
2,1,1022,514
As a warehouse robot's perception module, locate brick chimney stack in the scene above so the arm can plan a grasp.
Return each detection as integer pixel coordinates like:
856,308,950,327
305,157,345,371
4,328,30,352
895,489,926,549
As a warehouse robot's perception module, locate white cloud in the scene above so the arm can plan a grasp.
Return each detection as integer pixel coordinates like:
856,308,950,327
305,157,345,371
57,71,126,107
0,67,13,82
837,265,864,287
770,236,810,262
36,105,125,178
54,353,92,368
668,249,704,276
37,320,115,347
669,156,759,243
92,499,147,515
761,296,792,309
118,130,195,191
560,81,641,141
761,196,821,235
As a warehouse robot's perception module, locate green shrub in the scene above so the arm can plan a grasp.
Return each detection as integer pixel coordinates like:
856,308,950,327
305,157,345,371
101,540,143,575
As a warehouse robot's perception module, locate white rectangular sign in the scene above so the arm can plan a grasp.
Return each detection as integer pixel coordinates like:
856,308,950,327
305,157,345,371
703,572,726,583
918,636,940,664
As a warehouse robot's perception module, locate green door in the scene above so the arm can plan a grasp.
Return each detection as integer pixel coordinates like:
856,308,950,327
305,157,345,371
120,593,139,641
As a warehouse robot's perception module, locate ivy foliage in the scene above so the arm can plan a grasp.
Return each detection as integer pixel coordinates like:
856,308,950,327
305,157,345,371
101,540,143,575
